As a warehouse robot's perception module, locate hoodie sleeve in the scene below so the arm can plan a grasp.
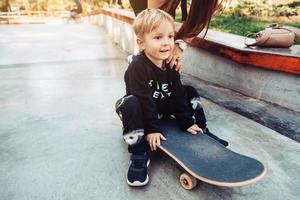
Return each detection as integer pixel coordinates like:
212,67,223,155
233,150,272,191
125,62,161,134
170,70,194,130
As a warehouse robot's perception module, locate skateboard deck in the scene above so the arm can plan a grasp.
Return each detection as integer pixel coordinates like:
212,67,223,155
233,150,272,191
158,119,267,189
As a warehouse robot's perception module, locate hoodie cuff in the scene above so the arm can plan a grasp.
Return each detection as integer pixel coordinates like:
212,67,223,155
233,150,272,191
145,127,162,135
180,119,195,131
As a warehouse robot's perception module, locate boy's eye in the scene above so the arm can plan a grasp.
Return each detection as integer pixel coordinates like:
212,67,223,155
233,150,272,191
169,35,174,39
154,36,161,40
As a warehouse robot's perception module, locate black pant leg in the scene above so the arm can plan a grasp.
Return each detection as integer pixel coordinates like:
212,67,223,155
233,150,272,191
129,0,147,16
115,95,149,154
183,86,229,146
183,85,207,129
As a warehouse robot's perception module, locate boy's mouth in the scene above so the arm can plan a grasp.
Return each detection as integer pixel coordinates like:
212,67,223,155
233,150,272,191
159,49,170,53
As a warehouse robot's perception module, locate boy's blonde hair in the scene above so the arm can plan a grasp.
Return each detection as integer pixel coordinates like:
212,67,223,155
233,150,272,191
132,9,175,38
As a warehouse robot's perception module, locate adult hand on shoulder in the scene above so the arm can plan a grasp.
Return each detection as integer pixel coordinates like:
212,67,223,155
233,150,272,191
187,124,203,135
146,132,167,151
167,45,183,72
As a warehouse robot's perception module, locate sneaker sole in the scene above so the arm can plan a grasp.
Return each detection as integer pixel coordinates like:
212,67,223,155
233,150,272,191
127,175,149,187
127,159,150,187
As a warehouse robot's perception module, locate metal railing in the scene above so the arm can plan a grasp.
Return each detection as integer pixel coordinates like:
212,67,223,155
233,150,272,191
0,11,70,19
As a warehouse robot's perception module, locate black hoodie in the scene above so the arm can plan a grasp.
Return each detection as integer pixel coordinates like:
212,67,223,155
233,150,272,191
124,52,194,134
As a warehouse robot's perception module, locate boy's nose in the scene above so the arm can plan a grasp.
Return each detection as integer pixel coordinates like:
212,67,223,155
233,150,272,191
162,38,172,46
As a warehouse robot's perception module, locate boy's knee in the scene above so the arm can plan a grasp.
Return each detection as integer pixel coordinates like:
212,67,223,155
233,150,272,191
124,95,140,108
115,97,124,120
123,129,144,146
184,85,199,97
116,95,139,110
115,95,140,118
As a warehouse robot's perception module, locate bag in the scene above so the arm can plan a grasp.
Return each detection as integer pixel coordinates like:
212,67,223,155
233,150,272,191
244,24,299,48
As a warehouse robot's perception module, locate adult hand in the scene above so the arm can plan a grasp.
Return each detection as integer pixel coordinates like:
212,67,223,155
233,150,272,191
167,45,183,72
146,132,167,151
187,124,203,135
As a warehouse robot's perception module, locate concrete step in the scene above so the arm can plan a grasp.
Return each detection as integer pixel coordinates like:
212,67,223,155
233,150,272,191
182,73,300,143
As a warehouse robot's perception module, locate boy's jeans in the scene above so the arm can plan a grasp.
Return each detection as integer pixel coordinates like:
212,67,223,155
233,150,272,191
115,85,207,154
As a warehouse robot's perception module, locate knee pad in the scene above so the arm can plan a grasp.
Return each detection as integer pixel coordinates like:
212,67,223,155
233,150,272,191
123,129,144,146
190,97,202,111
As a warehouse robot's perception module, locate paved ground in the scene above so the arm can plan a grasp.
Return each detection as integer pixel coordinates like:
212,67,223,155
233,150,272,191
0,24,300,200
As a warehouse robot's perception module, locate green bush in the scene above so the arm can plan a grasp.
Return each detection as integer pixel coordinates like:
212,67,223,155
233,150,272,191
272,4,299,17
230,0,300,17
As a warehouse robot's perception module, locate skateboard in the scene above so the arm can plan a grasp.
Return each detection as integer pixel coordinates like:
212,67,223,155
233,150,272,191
158,119,267,190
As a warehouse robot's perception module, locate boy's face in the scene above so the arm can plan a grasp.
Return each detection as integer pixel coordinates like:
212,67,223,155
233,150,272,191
137,21,175,67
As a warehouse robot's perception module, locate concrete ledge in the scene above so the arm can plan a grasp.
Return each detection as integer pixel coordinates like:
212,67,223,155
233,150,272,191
82,8,300,113
85,8,300,75
83,9,138,54
192,33,300,75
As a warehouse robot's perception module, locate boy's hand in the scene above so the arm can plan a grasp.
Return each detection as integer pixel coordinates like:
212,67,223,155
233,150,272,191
187,124,203,135
146,133,167,151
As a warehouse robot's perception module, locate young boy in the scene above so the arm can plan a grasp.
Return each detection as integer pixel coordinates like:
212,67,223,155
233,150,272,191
115,9,228,187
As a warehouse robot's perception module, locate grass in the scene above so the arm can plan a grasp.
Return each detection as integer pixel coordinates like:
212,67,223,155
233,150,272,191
210,15,300,44
210,15,267,36
175,9,300,44
210,14,300,36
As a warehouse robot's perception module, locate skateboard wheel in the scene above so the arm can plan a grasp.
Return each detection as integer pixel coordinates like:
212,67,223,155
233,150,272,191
180,173,197,190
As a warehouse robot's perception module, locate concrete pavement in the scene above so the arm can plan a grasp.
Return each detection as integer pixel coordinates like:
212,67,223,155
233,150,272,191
0,24,300,200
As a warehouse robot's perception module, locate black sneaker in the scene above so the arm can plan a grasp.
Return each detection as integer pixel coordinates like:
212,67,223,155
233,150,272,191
127,153,150,186
203,128,229,147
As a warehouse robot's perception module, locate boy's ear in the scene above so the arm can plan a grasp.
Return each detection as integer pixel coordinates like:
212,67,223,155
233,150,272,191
136,38,145,50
